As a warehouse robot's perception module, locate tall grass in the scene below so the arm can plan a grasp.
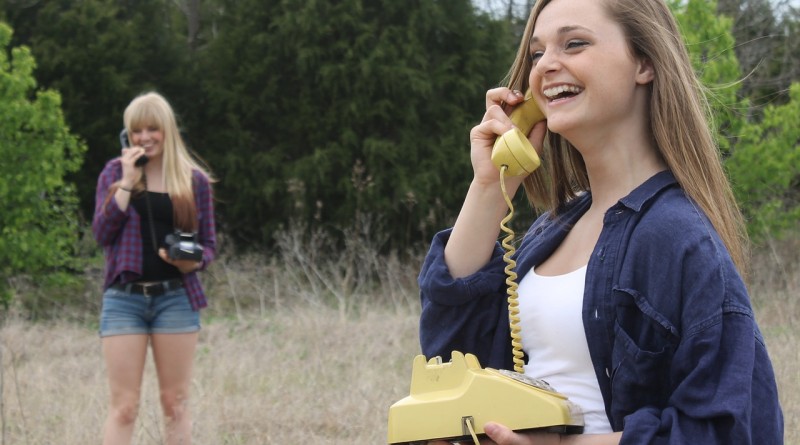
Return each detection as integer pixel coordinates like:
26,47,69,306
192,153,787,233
0,222,797,444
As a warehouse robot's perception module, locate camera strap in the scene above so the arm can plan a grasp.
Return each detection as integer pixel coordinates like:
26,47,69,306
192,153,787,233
141,173,160,254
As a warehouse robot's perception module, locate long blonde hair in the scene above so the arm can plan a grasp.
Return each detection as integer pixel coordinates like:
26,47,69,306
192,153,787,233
121,92,215,231
504,0,749,280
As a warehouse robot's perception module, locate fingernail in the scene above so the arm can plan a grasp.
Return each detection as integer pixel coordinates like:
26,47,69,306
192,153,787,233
513,90,523,97
484,422,497,435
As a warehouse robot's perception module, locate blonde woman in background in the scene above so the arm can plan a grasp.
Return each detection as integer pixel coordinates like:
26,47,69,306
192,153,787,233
92,92,216,444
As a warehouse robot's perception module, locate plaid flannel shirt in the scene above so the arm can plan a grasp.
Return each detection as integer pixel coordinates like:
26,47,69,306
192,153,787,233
91,158,216,310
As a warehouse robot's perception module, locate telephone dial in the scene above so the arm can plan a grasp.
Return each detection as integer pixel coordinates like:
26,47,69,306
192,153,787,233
387,91,585,444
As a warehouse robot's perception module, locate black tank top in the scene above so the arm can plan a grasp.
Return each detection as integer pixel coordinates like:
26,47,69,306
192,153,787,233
131,191,182,281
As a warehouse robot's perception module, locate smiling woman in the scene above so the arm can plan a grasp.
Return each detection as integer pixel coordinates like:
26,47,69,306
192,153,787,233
419,0,784,444
91,92,217,445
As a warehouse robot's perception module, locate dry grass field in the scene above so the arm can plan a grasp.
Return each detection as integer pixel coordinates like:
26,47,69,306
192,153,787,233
1,228,797,444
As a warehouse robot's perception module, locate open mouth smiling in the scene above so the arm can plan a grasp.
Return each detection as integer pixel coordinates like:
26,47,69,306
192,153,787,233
543,84,584,102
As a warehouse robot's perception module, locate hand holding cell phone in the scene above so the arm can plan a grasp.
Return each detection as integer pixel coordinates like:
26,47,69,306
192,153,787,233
120,128,149,166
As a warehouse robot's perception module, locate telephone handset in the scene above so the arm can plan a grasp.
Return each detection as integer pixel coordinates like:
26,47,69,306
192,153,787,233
491,89,544,177
387,90,583,445
120,128,149,166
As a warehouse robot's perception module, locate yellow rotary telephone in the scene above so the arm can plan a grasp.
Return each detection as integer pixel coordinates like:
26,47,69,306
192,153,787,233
387,90,584,445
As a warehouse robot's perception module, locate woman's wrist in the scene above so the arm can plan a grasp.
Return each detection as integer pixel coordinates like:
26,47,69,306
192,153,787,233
118,182,135,192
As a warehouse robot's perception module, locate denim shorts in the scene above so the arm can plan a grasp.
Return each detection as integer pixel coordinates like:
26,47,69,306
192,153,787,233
99,285,201,337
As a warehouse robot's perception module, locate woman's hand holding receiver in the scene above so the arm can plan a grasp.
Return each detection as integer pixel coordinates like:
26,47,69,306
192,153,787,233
445,87,547,278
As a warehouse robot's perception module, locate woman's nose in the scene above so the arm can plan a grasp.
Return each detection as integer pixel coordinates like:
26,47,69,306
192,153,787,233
534,49,561,76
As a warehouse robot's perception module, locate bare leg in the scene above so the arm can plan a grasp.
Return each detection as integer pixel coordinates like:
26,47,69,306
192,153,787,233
102,334,149,445
151,332,199,445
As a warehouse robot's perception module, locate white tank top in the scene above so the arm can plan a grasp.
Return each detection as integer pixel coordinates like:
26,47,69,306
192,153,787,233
517,265,613,434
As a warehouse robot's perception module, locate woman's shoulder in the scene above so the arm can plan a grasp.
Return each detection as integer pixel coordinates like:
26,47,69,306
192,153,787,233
632,187,731,265
190,168,213,186
97,157,123,181
101,157,123,171
640,187,714,235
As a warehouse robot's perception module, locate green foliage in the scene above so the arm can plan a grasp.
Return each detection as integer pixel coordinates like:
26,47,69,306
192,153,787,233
728,82,800,239
1,0,799,255
718,0,797,107
0,22,86,307
672,1,800,240
671,0,745,154
0,0,195,220
197,0,512,248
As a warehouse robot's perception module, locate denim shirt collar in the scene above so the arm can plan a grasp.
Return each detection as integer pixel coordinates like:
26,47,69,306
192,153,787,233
616,169,676,213
542,169,677,237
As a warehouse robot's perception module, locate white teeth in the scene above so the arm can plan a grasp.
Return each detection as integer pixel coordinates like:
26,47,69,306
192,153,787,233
543,85,583,99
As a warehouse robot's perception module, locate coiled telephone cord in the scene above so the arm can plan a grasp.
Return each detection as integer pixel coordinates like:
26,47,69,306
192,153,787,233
499,165,525,374
447,168,524,445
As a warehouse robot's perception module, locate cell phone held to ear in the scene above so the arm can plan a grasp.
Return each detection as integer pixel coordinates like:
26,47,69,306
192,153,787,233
491,89,545,177
135,155,149,167
120,128,149,166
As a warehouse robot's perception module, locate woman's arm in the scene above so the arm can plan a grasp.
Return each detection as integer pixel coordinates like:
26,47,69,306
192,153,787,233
158,170,217,274
91,160,129,246
445,88,546,278
193,170,216,270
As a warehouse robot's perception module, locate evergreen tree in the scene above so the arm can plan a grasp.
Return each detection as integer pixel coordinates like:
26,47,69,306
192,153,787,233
0,23,86,307
0,0,194,220
671,0,745,154
716,0,798,107
197,0,512,248
727,82,800,239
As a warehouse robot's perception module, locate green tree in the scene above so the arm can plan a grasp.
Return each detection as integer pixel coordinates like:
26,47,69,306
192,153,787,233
717,0,779,103
727,82,800,239
0,23,86,307
717,0,799,107
676,0,799,240
197,0,513,248
671,0,745,154
0,0,195,221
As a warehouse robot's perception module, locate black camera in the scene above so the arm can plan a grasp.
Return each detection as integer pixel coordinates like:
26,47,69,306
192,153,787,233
165,231,204,261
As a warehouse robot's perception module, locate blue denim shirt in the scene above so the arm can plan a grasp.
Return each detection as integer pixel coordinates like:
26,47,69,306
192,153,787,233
419,171,783,444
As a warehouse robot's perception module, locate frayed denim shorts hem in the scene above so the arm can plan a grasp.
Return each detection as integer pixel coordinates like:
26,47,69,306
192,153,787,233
99,285,201,337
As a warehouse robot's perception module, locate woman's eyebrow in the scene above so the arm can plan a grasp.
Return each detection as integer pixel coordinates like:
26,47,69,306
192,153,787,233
530,25,593,46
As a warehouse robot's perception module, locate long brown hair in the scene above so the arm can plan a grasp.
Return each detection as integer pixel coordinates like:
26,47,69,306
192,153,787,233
503,0,750,280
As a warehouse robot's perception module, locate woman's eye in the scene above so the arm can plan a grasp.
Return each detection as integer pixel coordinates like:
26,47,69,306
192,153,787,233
566,40,588,50
530,50,544,62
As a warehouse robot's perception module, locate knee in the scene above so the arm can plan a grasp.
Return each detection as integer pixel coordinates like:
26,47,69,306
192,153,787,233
160,389,189,420
109,400,140,426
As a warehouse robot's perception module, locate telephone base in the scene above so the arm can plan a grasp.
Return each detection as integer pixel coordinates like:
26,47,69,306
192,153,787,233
392,425,585,445
387,352,584,444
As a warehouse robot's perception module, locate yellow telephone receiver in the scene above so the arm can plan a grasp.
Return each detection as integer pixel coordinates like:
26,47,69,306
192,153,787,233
387,91,584,445
490,89,545,177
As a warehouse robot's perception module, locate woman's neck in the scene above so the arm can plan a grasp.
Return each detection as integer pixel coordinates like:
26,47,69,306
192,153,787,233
142,159,167,193
570,124,666,212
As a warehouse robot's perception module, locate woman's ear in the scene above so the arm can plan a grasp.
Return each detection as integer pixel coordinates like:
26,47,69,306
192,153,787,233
635,57,655,85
